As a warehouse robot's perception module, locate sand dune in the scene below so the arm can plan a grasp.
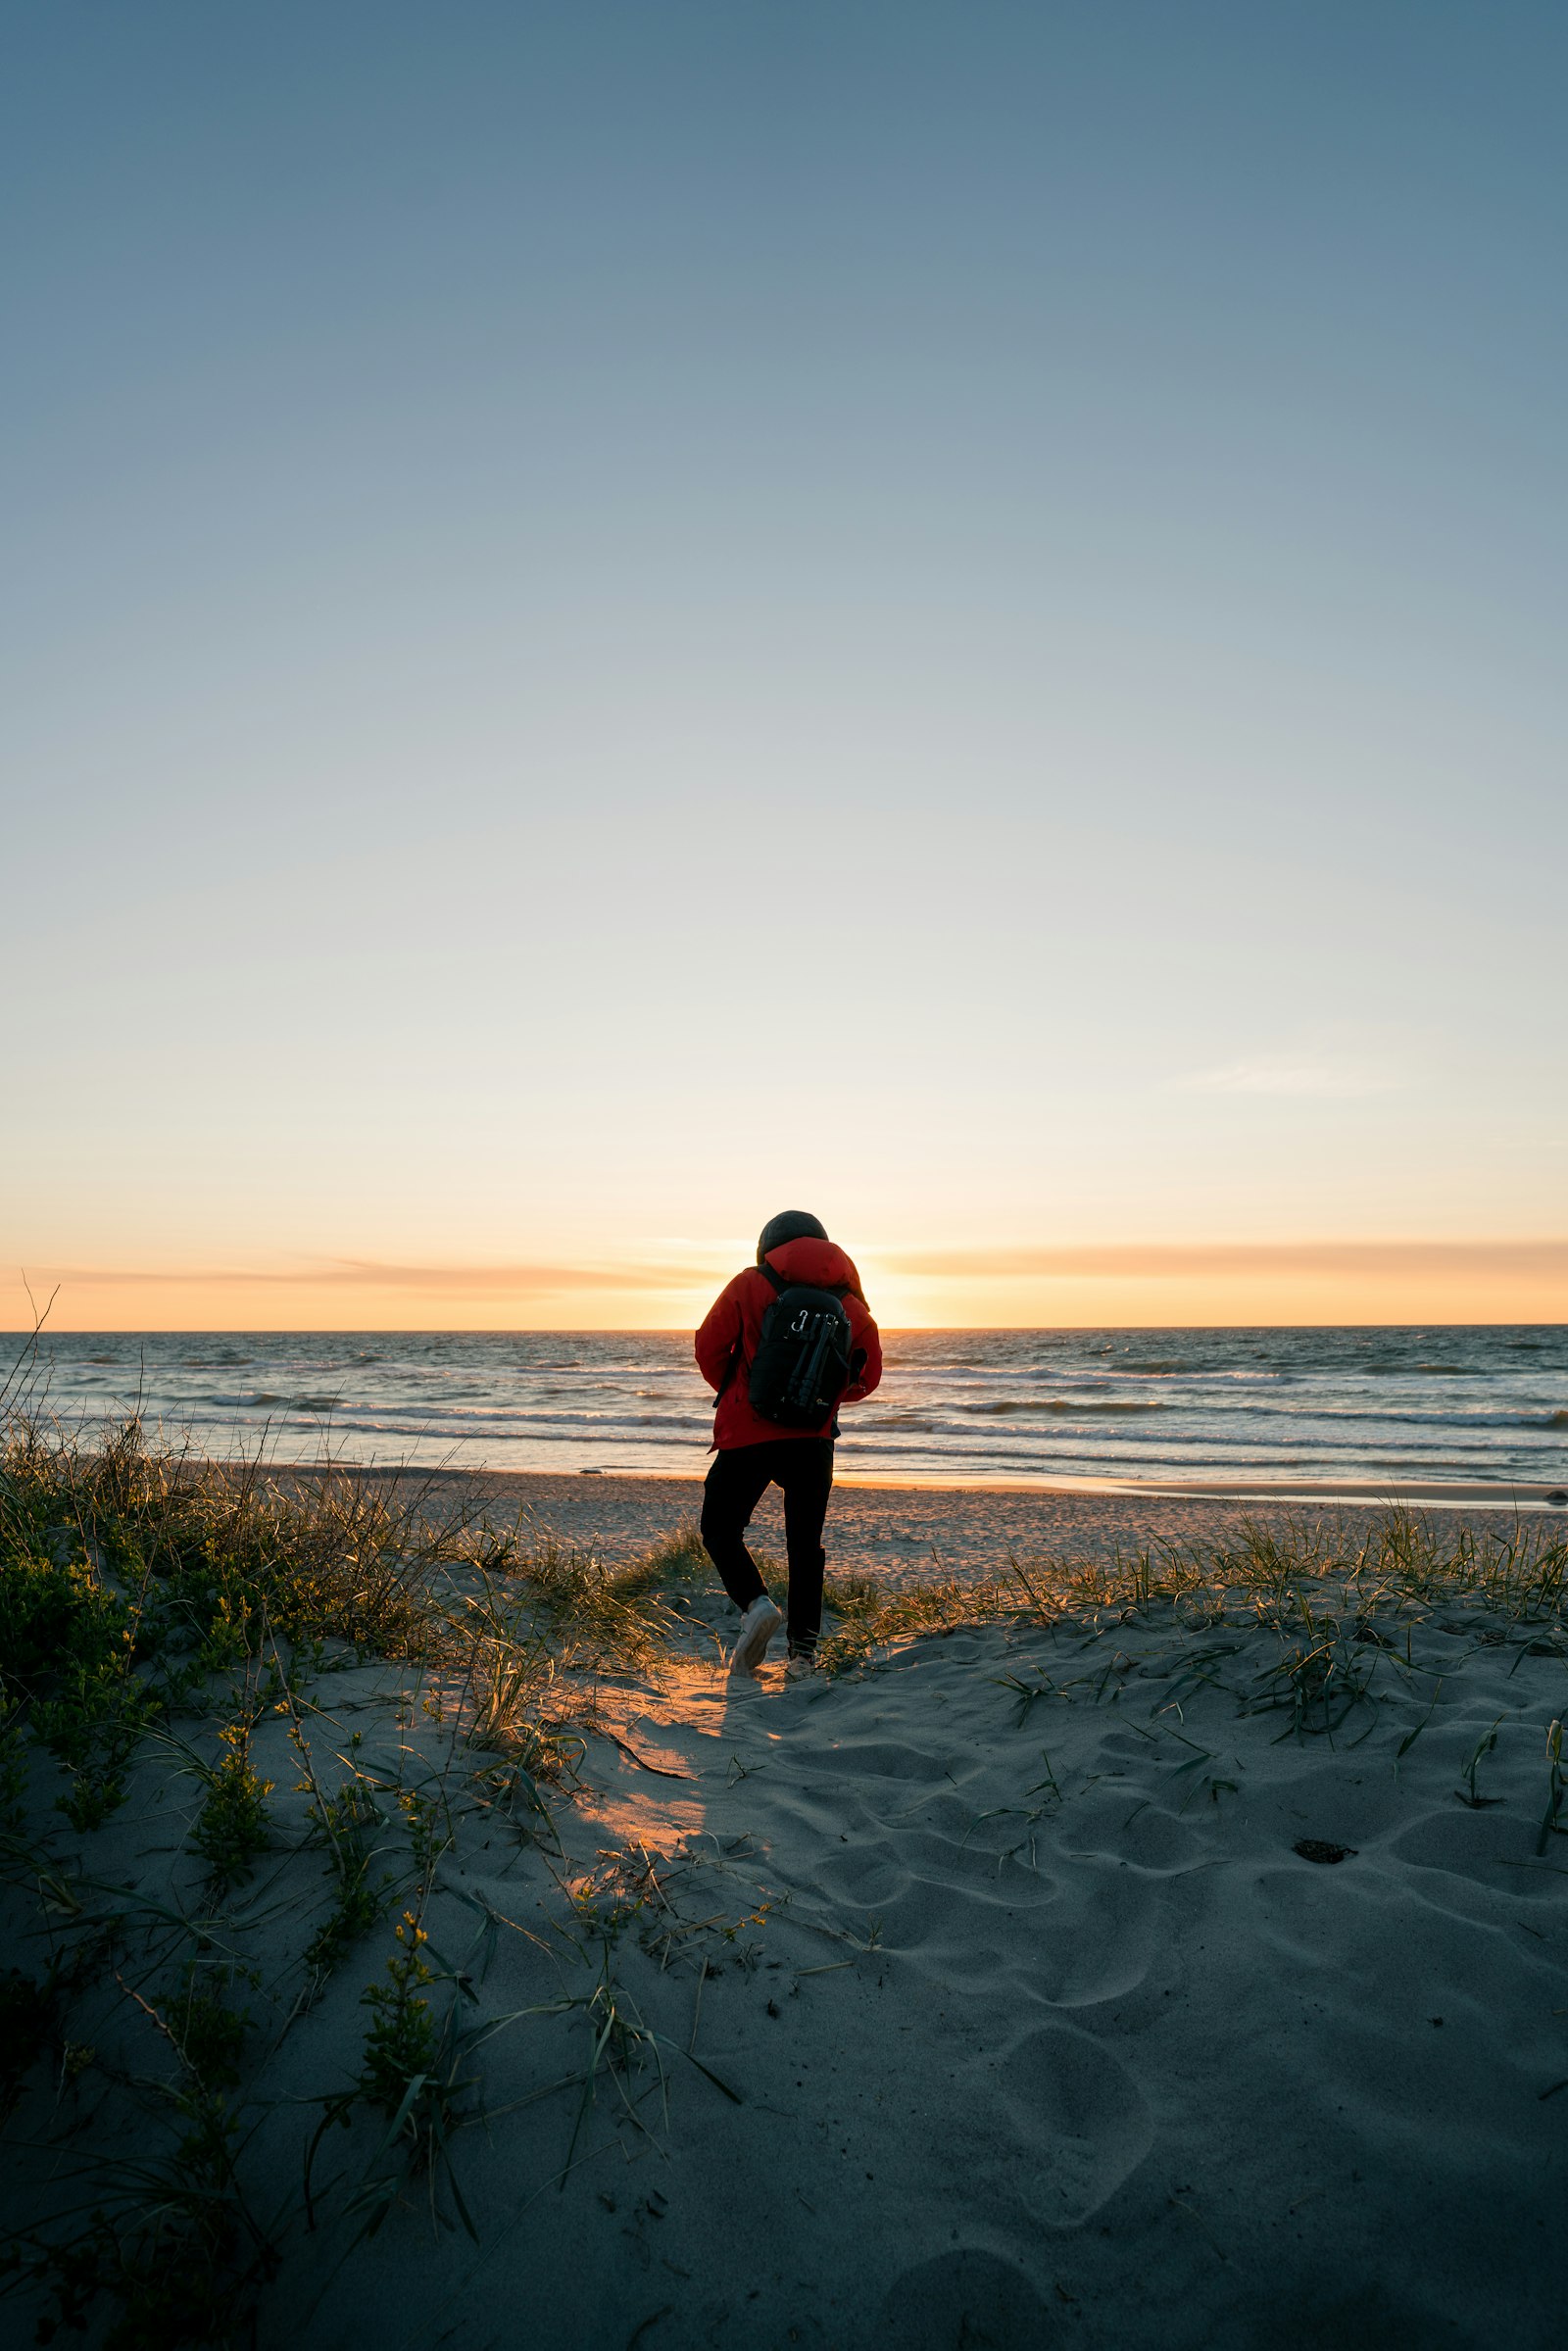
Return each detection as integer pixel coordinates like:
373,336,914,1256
7,1473,1566,2351
265,1596,1568,2350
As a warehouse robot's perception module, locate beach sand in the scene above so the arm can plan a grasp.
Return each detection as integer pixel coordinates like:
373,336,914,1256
8,1479,1565,2351
332,1464,1552,1588
297,1605,1567,2350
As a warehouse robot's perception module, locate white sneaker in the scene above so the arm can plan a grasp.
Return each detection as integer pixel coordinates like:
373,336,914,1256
729,1595,783,1676
784,1649,819,1682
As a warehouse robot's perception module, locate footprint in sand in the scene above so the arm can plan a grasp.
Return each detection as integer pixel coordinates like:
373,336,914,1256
988,2022,1154,2226
1022,1867,1158,2009
1389,1806,1543,1885
858,1863,1049,1948
812,1842,915,1909
1381,1807,1562,1929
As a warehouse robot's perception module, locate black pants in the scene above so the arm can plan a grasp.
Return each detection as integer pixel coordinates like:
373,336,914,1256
701,1439,834,1654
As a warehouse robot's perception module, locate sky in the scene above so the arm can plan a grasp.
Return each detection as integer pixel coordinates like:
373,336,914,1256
3,2,1565,1331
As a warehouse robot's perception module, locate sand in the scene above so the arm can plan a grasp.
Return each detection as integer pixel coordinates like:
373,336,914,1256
322,1608,1567,2350
329,1464,1551,1588
8,1499,1566,2351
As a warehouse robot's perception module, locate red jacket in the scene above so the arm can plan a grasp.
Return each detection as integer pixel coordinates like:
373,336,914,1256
695,1238,883,1450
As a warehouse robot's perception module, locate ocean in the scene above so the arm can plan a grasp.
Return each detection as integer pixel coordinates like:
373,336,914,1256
6,1326,1567,1497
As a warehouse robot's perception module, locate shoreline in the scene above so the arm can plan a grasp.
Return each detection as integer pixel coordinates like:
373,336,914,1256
282,1458,1568,1506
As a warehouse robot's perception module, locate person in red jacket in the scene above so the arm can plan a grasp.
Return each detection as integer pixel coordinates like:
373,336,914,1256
695,1209,882,1678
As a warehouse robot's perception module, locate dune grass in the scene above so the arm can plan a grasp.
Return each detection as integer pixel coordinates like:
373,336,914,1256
3,1383,1565,2346
0,1404,711,2348
816,1506,1568,1677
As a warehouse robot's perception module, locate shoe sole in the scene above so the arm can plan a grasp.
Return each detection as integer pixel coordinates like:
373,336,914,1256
730,1602,783,1675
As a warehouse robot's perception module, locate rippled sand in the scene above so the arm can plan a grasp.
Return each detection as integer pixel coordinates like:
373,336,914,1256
271,1598,1566,2348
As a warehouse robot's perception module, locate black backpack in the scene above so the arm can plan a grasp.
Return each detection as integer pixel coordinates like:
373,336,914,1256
745,1264,858,1430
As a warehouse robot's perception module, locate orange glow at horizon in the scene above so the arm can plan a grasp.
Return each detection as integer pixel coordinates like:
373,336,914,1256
9,1240,1567,1333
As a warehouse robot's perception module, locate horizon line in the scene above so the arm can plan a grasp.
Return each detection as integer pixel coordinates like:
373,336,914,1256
5,1318,1566,1337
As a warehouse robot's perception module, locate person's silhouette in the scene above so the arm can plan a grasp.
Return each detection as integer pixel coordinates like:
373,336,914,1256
695,1211,882,1677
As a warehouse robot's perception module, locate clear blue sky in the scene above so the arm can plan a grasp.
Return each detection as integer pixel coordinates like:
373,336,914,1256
3,3,1565,1325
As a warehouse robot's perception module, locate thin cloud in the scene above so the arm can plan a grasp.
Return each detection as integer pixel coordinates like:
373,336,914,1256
1173,1056,1394,1099
885,1241,1568,1281
21,1258,719,1296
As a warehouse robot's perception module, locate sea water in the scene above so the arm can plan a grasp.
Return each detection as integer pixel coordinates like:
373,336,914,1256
6,1326,1566,1495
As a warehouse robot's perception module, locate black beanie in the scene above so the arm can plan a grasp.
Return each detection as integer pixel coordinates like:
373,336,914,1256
757,1209,828,1263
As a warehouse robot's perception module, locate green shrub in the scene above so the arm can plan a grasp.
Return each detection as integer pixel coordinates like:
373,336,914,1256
171,1965,253,2092
192,1724,273,1891
360,1914,439,2110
